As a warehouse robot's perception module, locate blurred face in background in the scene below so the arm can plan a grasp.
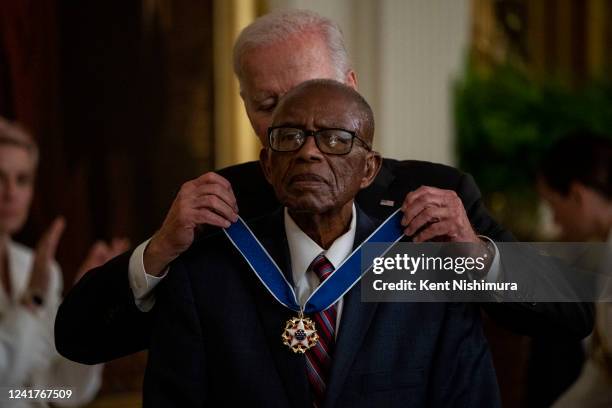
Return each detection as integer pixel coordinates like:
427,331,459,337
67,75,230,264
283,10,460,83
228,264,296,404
0,144,35,236
238,32,356,143
538,178,607,241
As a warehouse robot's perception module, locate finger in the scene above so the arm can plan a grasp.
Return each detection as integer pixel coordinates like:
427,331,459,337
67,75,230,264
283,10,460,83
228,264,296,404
192,172,233,192
86,241,110,263
106,240,129,260
401,194,444,227
74,241,109,284
192,208,232,229
403,186,445,208
110,238,130,255
39,216,66,259
90,240,108,255
403,206,446,236
191,183,238,213
403,186,457,214
47,216,66,255
412,220,454,243
192,194,238,223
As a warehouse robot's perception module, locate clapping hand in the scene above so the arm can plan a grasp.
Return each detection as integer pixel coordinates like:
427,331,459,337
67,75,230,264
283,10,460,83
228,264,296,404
23,217,65,309
73,238,130,285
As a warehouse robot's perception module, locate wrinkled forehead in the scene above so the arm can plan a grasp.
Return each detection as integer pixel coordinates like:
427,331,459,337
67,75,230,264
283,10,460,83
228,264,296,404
272,88,359,128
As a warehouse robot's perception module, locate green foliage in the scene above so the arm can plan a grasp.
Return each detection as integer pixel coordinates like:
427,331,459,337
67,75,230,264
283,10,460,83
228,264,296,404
455,64,612,194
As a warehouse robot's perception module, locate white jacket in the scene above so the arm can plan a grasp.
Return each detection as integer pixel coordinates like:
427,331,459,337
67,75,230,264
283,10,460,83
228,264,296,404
0,241,101,408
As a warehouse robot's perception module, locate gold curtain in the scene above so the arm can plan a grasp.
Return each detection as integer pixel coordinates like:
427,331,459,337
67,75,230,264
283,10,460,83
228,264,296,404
213,0,264,169
471,0,611,83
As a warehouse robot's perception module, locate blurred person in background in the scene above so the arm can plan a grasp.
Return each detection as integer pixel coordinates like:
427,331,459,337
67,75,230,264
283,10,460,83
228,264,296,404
0,116,128,407
534,131,612,407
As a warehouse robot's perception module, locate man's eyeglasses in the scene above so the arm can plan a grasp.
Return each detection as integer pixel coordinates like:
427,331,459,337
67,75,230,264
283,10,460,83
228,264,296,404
267,127,372,155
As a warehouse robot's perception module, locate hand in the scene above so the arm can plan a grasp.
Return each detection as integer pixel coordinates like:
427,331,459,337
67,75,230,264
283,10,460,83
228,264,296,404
24,216,66,305
401,186,480,243
73,238,130,285
144,172,238,276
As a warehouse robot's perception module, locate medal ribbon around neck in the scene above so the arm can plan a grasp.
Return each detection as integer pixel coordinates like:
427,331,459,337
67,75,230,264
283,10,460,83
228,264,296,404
223,208,404,314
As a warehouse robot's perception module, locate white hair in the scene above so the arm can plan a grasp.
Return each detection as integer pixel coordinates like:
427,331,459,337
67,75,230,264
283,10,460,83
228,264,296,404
232,9,351,85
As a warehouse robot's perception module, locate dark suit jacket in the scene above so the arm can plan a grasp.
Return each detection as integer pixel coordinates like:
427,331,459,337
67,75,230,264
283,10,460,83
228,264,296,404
143,207,501,407
54,159,594,364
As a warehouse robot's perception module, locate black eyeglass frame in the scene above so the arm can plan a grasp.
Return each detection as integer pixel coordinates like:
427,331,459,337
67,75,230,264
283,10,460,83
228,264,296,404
267,126,372,155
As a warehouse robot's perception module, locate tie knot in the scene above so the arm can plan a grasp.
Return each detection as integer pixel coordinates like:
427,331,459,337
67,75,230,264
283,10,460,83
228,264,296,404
309,253,334,282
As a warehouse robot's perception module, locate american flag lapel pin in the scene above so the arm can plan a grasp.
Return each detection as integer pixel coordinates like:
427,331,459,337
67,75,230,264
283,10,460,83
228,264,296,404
379,199,394,207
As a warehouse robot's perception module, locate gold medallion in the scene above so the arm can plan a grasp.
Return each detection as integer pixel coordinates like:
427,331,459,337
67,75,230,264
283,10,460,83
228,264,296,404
281,311,319,353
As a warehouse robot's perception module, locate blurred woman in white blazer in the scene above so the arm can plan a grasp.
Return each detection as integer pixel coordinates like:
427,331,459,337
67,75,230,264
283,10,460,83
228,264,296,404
0,116,127,407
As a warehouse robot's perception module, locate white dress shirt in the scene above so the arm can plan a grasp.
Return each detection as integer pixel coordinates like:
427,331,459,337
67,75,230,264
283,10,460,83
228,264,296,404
284,205,356,335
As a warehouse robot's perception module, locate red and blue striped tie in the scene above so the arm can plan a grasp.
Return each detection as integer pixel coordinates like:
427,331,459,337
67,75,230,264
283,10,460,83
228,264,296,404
305,254,337,408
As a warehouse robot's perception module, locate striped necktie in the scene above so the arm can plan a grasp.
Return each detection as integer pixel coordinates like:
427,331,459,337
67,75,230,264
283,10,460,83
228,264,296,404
305,253,337,408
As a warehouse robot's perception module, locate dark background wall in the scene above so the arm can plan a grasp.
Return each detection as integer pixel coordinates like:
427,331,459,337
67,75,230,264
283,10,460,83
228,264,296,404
0,0,214,397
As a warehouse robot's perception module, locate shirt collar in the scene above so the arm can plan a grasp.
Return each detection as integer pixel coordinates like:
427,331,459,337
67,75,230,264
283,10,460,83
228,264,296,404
284,204,357,286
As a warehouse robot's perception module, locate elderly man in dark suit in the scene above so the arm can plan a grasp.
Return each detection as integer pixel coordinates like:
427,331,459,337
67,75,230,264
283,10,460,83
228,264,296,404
143,79,500,407
55,9,592,367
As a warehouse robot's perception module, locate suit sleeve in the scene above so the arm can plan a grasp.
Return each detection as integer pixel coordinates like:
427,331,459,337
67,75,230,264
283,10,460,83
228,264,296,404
143,261,207,408
55,252,153,364
53,162,275,367
455,173,594,340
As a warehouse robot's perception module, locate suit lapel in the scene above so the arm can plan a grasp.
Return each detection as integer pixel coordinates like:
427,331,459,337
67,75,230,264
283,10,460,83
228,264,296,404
357,160,398,220
249,211,311,408
324,208,380,408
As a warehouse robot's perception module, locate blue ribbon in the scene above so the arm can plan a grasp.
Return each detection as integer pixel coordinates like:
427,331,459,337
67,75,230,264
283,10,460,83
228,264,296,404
224,209,404,313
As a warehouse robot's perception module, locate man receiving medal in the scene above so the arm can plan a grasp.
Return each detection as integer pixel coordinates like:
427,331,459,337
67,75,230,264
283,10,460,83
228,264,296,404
142,79,500,407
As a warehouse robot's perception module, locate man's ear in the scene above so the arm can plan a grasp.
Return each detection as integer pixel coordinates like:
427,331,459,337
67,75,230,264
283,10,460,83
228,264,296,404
346,70,358,90
359,151,382,189
259,148,273,184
